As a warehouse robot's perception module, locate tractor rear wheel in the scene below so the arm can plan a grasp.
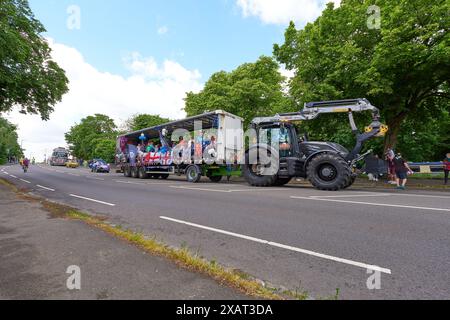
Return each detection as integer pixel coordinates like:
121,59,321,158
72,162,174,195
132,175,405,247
273,177,292,186
307,153,352,191
242,149,278,187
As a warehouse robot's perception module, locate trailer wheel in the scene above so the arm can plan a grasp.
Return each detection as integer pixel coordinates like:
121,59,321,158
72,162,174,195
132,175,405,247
138,167,148,179
273,177,292,186
307,153,352,191
242,149,278,187
160,174,169,180
186,165,201,183
131,167,139,179
208,176,222,183
123,166,132,177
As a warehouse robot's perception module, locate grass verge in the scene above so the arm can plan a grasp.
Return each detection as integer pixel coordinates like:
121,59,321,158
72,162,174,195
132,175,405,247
0,177,291,300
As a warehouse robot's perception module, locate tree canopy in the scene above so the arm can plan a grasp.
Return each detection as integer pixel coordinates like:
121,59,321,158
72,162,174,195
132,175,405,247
124,114,171,132
0,116,22,164
65,114,117,162
184,56,291,126
0,0,69,120
274,0,450,155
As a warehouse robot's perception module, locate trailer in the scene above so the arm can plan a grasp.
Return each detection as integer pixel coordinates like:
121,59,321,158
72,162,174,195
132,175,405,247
116,110,244,183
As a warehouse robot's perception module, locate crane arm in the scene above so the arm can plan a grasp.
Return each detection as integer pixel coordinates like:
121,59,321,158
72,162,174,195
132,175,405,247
251,98,380,125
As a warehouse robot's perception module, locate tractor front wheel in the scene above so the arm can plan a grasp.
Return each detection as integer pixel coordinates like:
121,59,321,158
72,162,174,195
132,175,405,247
307,153,352,191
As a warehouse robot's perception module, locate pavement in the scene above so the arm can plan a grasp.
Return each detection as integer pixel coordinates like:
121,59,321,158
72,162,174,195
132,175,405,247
1,164,449,300
0,176,247,300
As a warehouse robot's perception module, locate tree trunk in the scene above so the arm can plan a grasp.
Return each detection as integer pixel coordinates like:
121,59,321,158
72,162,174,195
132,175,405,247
383,111,408,153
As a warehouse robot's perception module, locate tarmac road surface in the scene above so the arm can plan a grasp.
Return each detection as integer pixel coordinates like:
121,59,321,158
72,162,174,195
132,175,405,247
1,164,449,299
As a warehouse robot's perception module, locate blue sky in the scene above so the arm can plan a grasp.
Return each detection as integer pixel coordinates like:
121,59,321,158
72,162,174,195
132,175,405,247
12,0,338,160
29,0,288,79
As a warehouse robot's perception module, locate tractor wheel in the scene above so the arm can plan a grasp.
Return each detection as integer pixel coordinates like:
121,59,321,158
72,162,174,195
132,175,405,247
186,165,202,183
273,177,292,186
242,149,278,187
131,167,139,179
138,167,148,179
208,175,222,183
343,175,357,189
307,153,352,191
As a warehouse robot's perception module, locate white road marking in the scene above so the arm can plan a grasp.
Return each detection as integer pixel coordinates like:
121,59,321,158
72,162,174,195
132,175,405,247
36,185,55,192
86,177,105,181
115,180,146,185
3,172,8,175
290,196,450,212
170,186,233,193
169,185,286,193
20,179,31,184
69,194,116,207
9,174,18,178
68,173,80,176
310,193,390,199
160,216,392,275
391,193,450,200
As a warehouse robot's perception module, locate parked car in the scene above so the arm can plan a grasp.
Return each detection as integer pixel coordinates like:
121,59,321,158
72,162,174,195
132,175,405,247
66,160,80,168
91,160,110,173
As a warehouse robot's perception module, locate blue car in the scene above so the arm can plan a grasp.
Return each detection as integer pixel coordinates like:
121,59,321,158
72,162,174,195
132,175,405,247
91,159,110,173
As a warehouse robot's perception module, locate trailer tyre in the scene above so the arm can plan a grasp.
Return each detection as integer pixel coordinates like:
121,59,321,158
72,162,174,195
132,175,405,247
138,167,148,179
307,153,352,191
123,166,132,177
160,174,169,180
186,165,201,183
208,175,222,183
131,167,139,179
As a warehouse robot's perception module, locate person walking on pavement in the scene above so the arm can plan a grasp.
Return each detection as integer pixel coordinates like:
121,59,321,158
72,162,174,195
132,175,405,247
393,153,413,190
443,153,450,185
386,148,396,184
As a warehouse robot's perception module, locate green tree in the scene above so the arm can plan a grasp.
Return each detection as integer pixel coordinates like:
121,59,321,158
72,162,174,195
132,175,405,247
65,114,117,160
125,114,170,132
93,138,116,163
185,56,291,126
0,0,69,120
0,116,22,164
274,0,450,152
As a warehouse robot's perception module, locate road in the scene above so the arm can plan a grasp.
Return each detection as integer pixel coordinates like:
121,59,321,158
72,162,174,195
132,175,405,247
1,164,449,299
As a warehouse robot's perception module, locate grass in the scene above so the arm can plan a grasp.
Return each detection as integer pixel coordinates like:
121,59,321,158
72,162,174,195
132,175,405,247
0,177,296,300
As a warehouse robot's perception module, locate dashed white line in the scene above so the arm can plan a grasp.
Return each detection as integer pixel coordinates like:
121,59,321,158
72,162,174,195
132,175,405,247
86,177,105,181
290,196,450,212
9,174,18,178
310,193,390,199
160,216,391,274
69,194,116,207
36,185,55,192
20,179,31,184
169,185,286,193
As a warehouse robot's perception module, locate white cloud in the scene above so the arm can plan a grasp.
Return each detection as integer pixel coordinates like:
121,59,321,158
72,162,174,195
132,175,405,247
3,39,202,161
157,26,169,35
236,0,341,26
